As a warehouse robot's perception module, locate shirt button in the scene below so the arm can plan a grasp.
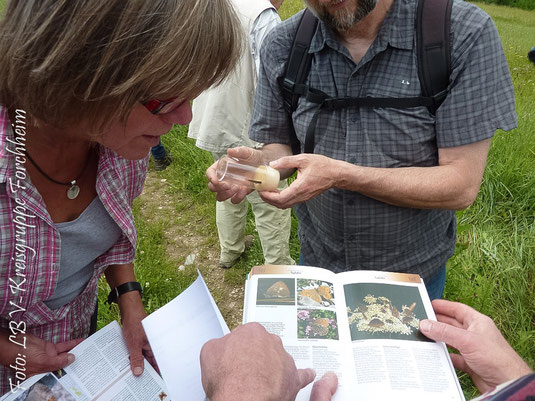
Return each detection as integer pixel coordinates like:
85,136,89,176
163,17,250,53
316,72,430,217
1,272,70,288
347,198,355,206
126,228,133,235
101,194,107,200
347,234,357,242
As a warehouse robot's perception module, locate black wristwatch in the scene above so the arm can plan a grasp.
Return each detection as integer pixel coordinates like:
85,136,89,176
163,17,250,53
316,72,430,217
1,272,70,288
107,281,143,305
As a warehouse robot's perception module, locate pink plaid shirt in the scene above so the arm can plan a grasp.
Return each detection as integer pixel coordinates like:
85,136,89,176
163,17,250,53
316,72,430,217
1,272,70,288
0,106,148,394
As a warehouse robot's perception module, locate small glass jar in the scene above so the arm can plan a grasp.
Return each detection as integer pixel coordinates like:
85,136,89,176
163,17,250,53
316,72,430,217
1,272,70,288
216,155,280,191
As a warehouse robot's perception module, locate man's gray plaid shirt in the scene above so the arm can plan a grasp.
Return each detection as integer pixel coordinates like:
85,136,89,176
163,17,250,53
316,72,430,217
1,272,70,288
250,0,516,281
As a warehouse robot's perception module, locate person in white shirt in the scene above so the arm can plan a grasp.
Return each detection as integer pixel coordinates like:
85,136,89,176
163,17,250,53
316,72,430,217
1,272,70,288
188,0,294,269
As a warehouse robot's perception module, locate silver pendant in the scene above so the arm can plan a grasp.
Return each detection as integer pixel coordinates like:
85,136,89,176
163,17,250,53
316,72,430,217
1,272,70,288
67,183,80,200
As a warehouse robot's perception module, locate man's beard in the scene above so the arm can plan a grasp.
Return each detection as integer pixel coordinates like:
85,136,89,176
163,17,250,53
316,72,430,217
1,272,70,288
305,0,378,32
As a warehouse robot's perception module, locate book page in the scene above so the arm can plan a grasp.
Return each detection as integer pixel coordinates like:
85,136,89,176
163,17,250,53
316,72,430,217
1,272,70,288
142,272,229,401
338,270,465,401
65,320,169,401
1,372,89,401
1,321,169,401
244,265,356,401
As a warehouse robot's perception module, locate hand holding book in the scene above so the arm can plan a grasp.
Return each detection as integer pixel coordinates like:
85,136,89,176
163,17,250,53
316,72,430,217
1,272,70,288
0,329,83,381
419,299,532,394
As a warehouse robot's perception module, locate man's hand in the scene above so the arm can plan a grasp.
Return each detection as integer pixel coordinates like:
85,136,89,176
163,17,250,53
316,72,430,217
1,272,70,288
310,372,338,401
206,147,261,204
0,330,83,378
420,299,532,393
201,323,328,401
119,291,158,376
260,154,340,209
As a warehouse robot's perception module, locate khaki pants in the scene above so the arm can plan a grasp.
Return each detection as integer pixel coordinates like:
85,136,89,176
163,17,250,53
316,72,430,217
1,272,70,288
213,153,294,265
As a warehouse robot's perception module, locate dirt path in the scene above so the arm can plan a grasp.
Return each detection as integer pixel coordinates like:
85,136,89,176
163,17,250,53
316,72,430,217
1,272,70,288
137,171,245,329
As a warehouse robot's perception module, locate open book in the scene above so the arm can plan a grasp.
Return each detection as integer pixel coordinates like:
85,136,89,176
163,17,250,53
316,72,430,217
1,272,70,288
1,272,226,401
244,265,465,401
1,321,169,401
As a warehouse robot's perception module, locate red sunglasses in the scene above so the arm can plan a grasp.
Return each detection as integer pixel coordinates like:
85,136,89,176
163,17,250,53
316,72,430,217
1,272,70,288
143,97,179,115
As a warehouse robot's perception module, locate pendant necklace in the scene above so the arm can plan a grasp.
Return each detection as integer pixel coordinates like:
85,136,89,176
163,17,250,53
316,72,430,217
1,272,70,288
25,151,91,200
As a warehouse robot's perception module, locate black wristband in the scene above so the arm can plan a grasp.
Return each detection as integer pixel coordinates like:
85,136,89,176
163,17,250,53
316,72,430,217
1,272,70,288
107,281,142,305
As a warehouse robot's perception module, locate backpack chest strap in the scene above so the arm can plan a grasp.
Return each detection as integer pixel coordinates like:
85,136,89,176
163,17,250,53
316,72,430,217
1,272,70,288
302,87,447,154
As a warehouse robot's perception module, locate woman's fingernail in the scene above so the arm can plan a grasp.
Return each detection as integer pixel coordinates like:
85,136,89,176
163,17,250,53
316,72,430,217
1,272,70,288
134,367,143,376
67,354,75,364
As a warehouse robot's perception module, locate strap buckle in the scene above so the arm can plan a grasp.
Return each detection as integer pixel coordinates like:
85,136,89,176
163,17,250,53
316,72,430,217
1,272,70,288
323,97,351,110
107,281,143,306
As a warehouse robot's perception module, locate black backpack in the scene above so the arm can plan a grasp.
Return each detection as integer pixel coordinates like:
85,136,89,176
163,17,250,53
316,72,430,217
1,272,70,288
278,0,453,154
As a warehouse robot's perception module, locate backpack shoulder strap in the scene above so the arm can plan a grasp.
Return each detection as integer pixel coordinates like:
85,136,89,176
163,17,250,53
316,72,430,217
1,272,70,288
416,0,453,112
280,8,318,115
278,8,318,154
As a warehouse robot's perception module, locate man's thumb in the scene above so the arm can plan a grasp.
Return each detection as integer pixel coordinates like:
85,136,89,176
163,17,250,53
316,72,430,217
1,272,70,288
227,146,254,160
297,368,316,390
419,319,465,350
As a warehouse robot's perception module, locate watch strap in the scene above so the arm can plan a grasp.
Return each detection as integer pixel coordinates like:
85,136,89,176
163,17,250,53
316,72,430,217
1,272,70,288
107,281,142,305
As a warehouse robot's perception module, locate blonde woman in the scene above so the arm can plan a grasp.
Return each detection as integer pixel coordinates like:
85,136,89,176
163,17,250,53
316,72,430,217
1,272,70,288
0,0,241,394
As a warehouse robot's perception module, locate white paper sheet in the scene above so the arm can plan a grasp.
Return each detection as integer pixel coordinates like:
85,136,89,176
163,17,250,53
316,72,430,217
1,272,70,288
142,272,229,401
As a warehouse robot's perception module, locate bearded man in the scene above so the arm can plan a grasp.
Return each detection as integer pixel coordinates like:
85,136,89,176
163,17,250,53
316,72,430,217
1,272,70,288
207,0,516,299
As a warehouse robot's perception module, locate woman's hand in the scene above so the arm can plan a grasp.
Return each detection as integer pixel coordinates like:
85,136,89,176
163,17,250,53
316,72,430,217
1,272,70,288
118,291,158,375
0,329,83,378
105,263,157,376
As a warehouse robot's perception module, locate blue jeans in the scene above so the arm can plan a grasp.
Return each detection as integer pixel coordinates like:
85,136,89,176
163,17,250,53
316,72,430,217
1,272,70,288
299,254,446,300
151,140,167,160
424,265,446,300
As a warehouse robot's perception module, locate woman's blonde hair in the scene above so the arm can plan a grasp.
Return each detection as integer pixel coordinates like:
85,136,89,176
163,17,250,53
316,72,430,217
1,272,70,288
0,0,242,131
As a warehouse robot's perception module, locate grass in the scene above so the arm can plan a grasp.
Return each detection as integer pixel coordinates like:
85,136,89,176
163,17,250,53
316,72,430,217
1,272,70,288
449,3,535,386
478,0,535,11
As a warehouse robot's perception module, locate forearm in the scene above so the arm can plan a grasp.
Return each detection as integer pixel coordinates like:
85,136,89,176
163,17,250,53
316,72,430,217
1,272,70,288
260,143,294,179
336,162,478,210
105,265,151,375
335,139,490,210
105,263,136,288
104,263,143,312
